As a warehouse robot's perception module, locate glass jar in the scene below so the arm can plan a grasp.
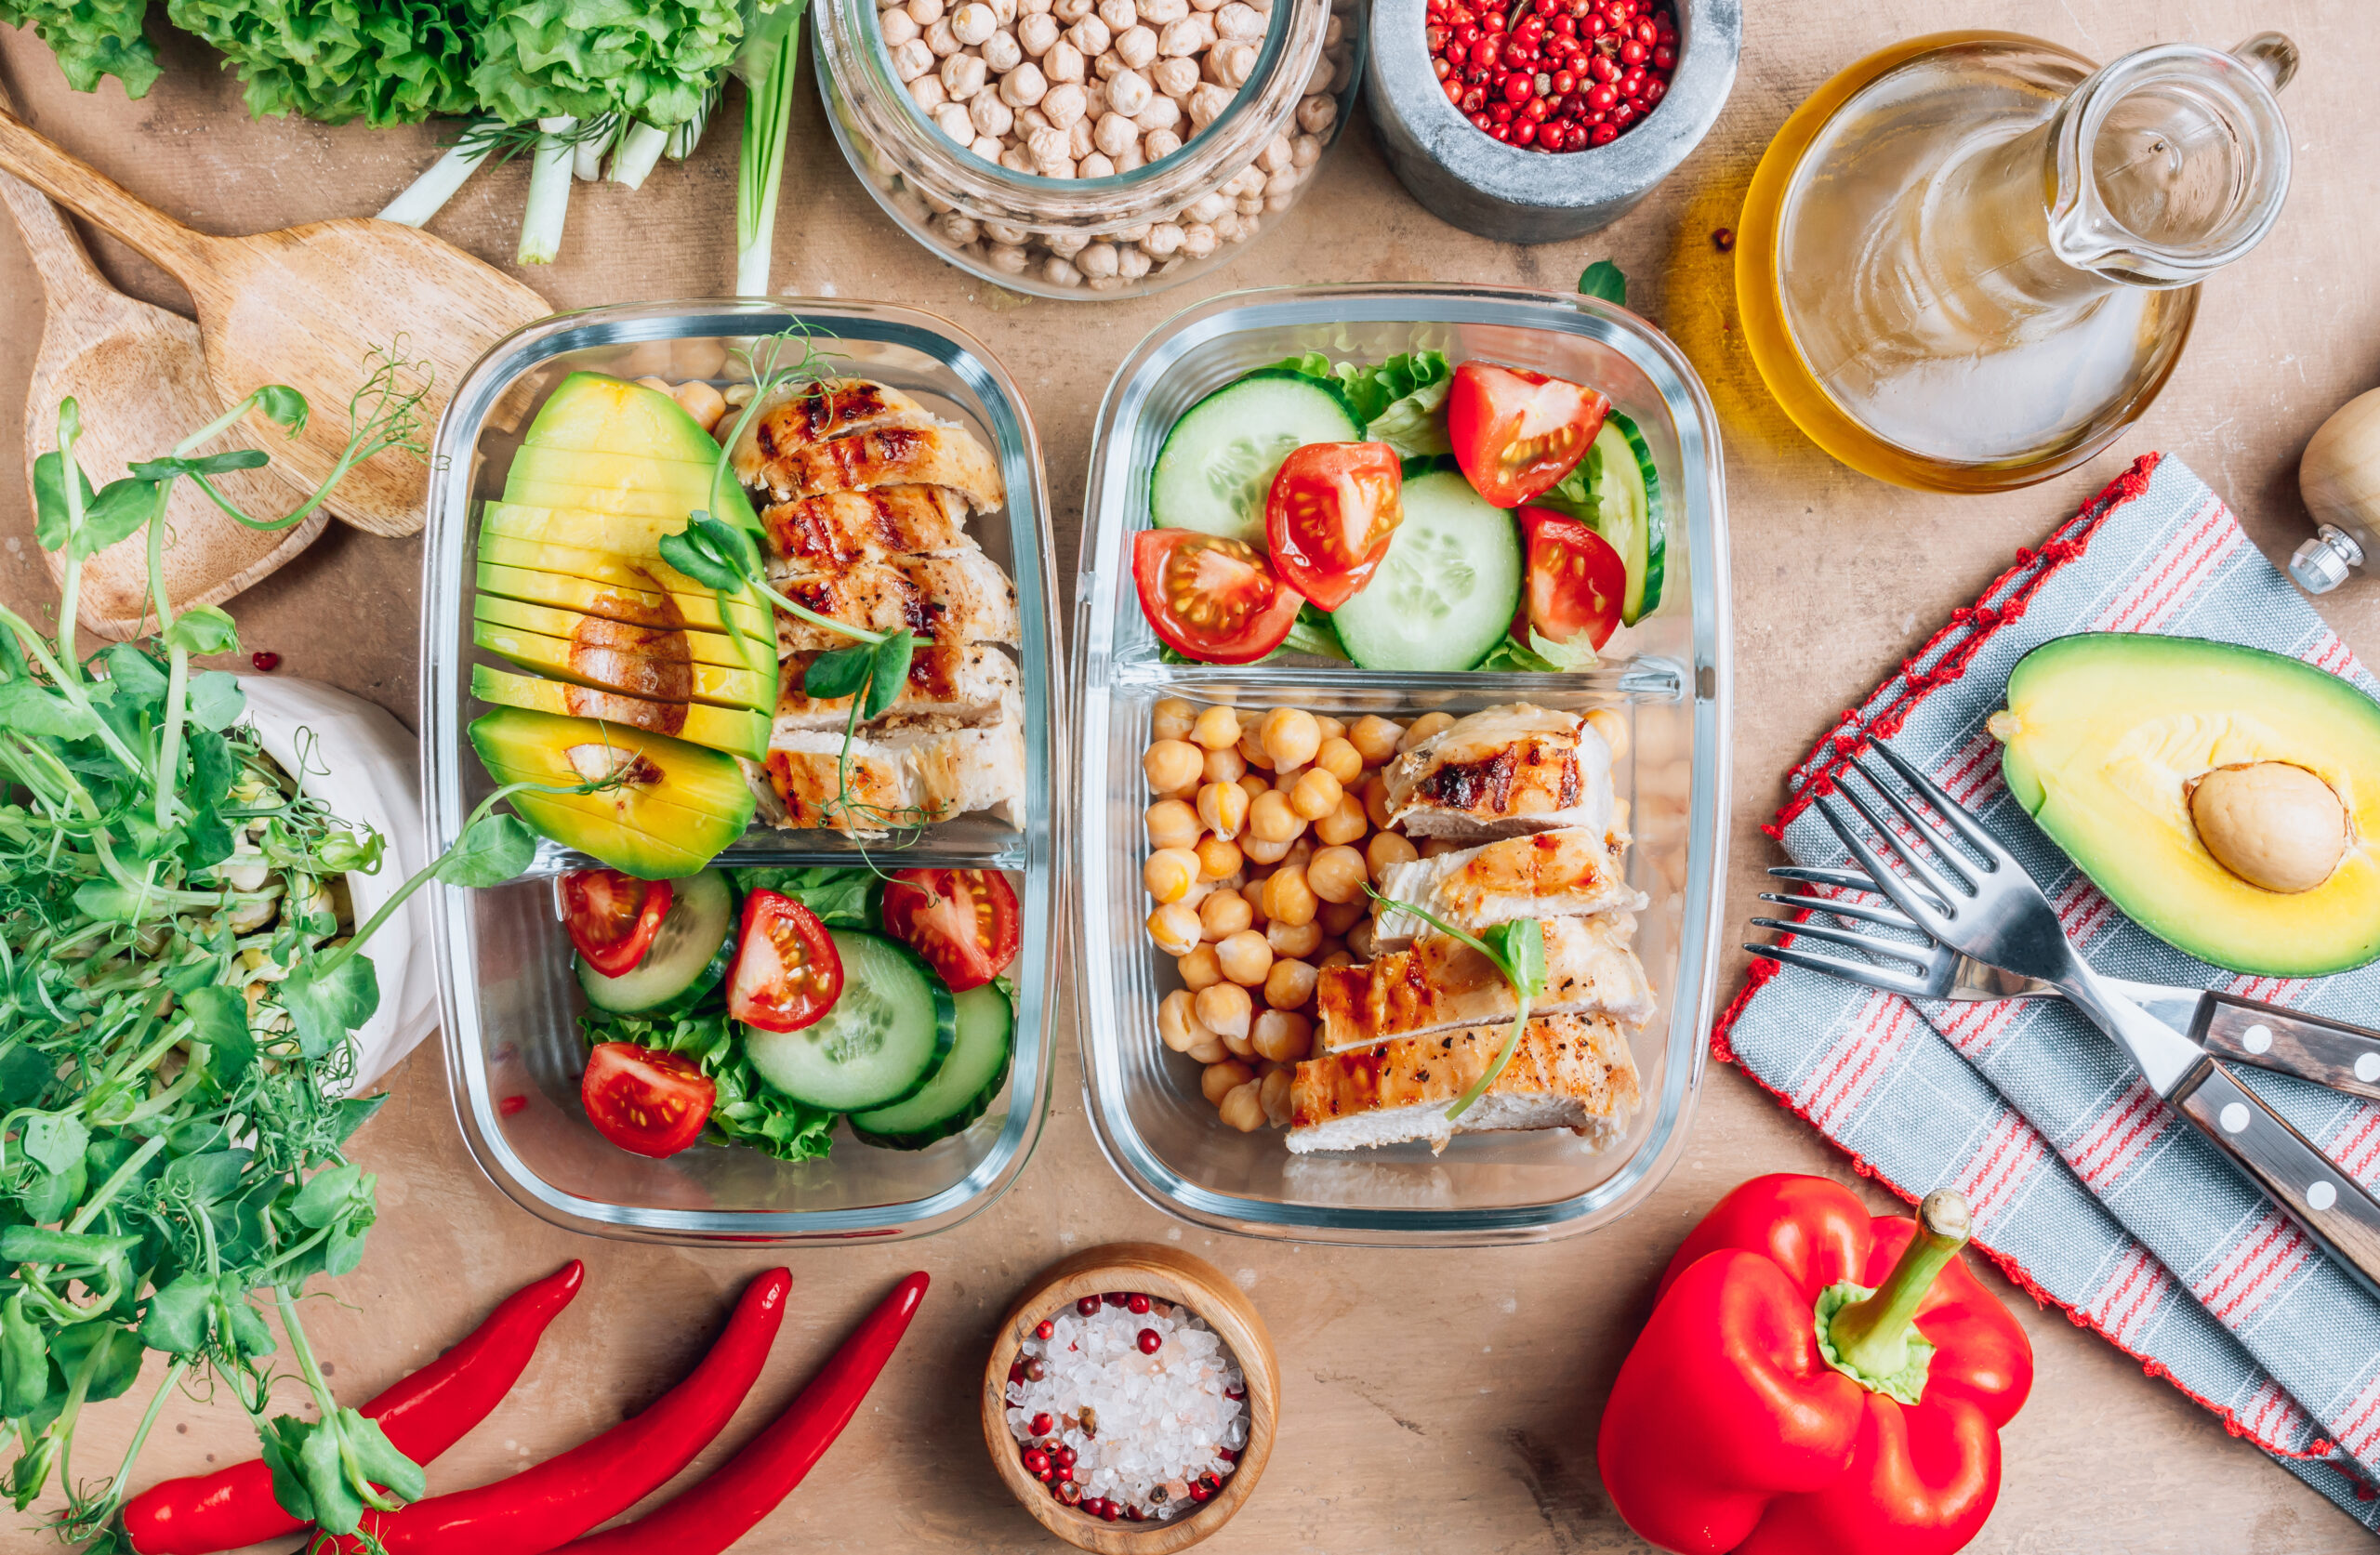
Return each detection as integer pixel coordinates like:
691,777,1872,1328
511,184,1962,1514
816,0,1365,298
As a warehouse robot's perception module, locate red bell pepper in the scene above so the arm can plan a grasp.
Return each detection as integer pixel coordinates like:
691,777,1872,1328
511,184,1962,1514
1596,1175,2032,1555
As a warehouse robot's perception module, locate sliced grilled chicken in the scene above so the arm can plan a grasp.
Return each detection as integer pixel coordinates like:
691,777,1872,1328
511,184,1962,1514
1316,914,1655,1055
1371,827,1647,949
758,714,1025,835
774,644,1018,732
769,552,1021,651
746,424,1004,514
1383,704,1614,838
761,485,975,568
1288,1015,1640,1155
727,378,942,486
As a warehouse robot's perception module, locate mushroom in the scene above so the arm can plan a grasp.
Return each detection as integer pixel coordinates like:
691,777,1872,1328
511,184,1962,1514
2186,761,2350,893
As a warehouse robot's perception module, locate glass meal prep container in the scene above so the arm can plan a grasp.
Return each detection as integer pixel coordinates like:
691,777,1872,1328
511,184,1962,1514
815,0,1365,299
1074,283,1732,1245
418,298,1065,1245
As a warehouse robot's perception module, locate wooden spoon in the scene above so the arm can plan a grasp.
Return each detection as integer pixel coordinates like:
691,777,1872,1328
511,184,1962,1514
0,107,550,537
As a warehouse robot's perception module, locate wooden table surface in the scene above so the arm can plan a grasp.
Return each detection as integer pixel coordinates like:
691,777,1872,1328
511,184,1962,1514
6,1,2378,1548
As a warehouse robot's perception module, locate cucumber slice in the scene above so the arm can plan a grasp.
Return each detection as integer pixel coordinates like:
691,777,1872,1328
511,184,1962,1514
850,983,1015,1150
1589,412,1665,625
1329,469,1524,672
575,869,736,1015
1150,368,1363,544
740,931,955,1113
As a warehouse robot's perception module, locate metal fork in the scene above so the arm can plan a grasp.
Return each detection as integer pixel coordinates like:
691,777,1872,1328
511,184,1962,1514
1776,739,2380,1299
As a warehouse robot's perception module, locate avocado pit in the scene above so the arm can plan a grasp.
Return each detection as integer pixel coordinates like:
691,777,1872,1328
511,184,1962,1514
2186,762,2348,894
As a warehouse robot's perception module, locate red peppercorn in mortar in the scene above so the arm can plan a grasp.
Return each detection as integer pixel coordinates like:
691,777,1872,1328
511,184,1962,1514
1424,0,1678,152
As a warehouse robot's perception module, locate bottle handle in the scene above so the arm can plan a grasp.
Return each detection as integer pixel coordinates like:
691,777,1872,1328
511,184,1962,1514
2232,33,2299,95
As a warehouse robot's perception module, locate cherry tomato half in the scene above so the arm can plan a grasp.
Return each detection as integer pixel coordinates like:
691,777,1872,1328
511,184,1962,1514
1446,361,1610,508
1516,507,1627,653
1263,441,1405,611
882,868,1021,992
727,890,845,1032
581,1042,715,1157
1131,529,1305,665
562,870,675,978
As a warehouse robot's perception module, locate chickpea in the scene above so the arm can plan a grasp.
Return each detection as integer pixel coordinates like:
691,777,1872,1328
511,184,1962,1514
1259,707,1321,769
1585,705,1631,763
1145,797,1201,850
1305,844,1368,903
1367,829,1419,880
1215,928,1273,986
1202,744,1247,785
1194,834,1243,879
1315,714,1345,739
1194,981,1252,1042
1313,936,1345,964
1265,916,1321,958
1157,989,1210,1051
1185,1034,1229,1065
1144,738,1202,793
1316,948,1354,971
1361,773,1395,830
1240,834,1291,865
1398,710,1455,752
1240,879,1267,927
1143,846,1201,902
1177,942,1223,991
1262,863,1316,927
1316,792,1369,846
1314,736,1362,784
1317,898,1366,937
1252,1008,1312,1063
1289,768,1342,821
1248,788,1305,845
1151,696,1197,741
1278,836,1315,874
669,380,728,433
1191,705,1242,749
1197,779,1250,840
1263,956,1317,1010
1237,771,1270,804
1421,836,1465,858
1198,887,1253,940
1202,1059,1255,1103
1260,1065,1294,1127
1218,1079,1266,1131
1229,731,1270,774
1348,714,1403,766
1147,901,1201,955
1346,918,1379,962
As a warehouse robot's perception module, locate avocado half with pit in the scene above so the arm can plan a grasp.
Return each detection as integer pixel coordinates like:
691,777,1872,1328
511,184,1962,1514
1991,633,2380,977
468,706,755,879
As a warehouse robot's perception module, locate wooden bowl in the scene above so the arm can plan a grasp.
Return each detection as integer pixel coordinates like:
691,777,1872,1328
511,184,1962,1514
982,1244,1279,1553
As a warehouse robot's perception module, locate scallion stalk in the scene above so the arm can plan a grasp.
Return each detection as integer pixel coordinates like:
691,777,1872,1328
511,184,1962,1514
518,115,578,265
377,122,499,228
610,120,672,188
735,0,810,295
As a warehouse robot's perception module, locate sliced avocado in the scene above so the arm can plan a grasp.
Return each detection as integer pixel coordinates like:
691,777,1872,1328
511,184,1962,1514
1993,633,2380,977
470,665,771,760
468,706,754,877
484,501,703,560
522,373,722,464
472,621,773,711
503,447,714,511
472,595,773,674
476,560,772,639
473,534,770,635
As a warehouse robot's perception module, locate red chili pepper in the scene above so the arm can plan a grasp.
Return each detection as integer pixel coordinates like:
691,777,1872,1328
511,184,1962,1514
123,1262,586,1555
558,1272,929,1555
317,1268,791,1555
1596,1176,2032,1555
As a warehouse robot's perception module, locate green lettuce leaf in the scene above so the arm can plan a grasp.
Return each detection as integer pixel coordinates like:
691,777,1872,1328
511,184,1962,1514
469,0,744,126
0,0,159,96
164,0,478,124
1474,629,1598,674
579,1005,836,1162
730,865,877,929
1266,349,1454,456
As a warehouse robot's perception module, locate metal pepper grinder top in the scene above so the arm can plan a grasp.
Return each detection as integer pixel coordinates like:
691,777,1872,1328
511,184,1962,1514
2290,387,2380,595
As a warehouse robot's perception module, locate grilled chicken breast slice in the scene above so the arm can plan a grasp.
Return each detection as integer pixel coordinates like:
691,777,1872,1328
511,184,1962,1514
769,551,1021,651
726,378,942,486
1371,827,1647,949
1316,914,1655,1054
1383,704,1615,838
761,485,975,568
1288,1015,1640,1155
757,714,1025,834
745,420,1004,514
774,644,1019,731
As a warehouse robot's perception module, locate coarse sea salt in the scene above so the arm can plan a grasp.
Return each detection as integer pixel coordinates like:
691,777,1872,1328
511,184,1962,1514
1005,1299,1248,1520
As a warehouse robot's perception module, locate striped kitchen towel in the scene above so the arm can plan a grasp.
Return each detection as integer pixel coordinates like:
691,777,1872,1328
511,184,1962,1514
1716,452,2380,1532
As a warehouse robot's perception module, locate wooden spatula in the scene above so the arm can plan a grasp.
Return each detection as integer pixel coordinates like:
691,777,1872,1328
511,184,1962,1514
0,107,550,537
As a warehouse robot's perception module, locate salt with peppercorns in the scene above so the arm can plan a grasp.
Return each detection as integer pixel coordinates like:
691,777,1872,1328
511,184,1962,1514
1004,1291,1249,1522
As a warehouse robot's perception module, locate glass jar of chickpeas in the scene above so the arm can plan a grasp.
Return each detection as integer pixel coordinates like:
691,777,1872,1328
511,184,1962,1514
1137,697,1452,1134
814,0,1365,298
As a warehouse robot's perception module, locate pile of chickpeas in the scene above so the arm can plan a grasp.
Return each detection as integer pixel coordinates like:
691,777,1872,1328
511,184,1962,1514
1139,699,1470,1134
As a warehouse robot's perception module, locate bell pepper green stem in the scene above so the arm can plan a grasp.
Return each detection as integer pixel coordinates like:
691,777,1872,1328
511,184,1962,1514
1830,1189,1972,1381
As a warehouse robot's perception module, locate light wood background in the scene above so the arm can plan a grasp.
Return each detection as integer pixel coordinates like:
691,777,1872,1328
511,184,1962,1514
4,1,2378,1549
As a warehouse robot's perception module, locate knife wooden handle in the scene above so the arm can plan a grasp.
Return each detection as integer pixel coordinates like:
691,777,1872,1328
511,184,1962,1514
2174,1058,2380,1302
2196,993,2380,1103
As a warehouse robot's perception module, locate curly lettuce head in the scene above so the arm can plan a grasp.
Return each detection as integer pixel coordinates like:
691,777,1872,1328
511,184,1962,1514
469,0,741,126
578,1005,835,1162
0,0,161,98
163,0,477,124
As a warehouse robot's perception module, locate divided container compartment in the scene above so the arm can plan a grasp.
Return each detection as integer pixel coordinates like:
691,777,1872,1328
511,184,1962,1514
419,299,1064,1244
1074,283,1731,1244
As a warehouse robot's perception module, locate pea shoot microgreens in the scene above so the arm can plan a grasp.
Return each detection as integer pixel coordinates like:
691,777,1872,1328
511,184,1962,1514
2,362,602,1552
1363,890,1547,1121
